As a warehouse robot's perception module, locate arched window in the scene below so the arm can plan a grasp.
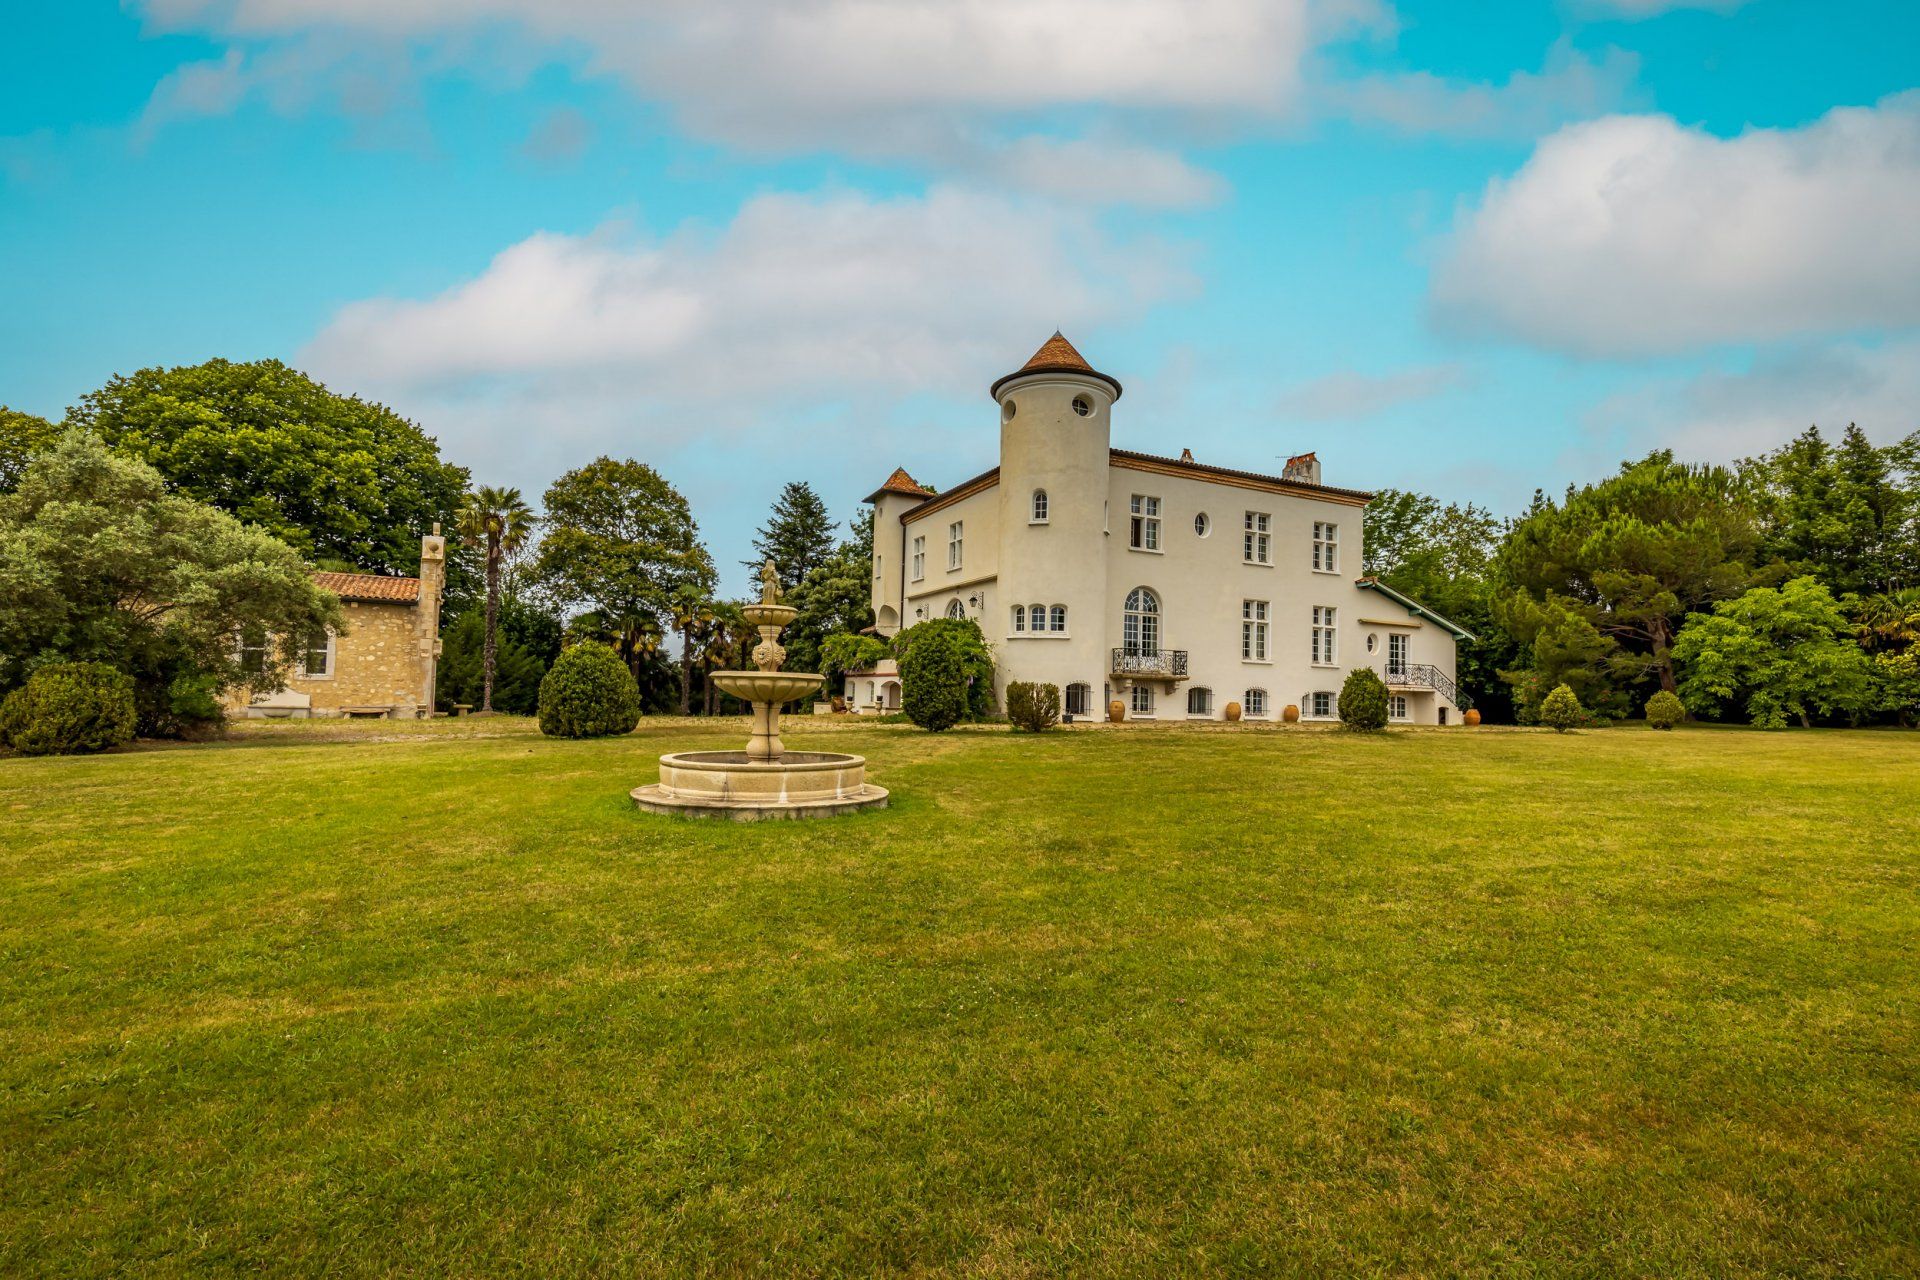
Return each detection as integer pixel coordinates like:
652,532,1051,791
1030,602,1045,630
1031,489,1049,523
946,599,966,620
1122,587,1160,654
1188,687,1212,715
1244,688,1269,717
1065,683,1091,717
1011,605,1026,632
1049,605,1066,632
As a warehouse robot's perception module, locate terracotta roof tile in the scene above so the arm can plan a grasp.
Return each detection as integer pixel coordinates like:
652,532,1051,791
864,467,935,503
313,571,421,604
991,331,1122,400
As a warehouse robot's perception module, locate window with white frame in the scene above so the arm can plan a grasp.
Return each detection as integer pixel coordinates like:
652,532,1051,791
1065,683,1091,716
1031,489,1049,523
1129,494,1161,550
1188,686,1212,715
946,599,966,619
1243,511,1271,564
1049,604,1067,632
1241,599,1269,661
296,628,334,678
1029,601,1045,631
236,626,268,676
1311,605,1338,664
1390,695,1409,720
1131,685,1155,715
911,535,925,581
1194,512,1210,538
1309,691,1334,718
1244,688,1268,717
1312,521,1339,572
1122,586,1160,653
947,522,963,570
1011,605,1026,632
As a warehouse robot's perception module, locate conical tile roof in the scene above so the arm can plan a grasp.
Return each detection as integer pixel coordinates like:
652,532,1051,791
863,467,935,503
991,331,1122,400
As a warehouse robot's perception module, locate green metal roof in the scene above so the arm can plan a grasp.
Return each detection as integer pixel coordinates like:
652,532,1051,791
1354,578,1477,642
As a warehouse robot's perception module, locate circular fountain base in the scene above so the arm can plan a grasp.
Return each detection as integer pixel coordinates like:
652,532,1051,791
631,750,889,821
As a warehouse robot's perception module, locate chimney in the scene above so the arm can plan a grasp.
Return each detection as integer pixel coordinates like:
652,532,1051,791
417,528,448,712
1282,452,1321,485
1179,448,1194,463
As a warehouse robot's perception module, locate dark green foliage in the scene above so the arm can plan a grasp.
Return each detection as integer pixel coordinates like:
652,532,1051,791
0,662,136,755
748,481,836,590
1645,690,1686,730
136,671,225,740
536,645,640,739
1671,577,1875,729
1749,425,1918,598
1539,683,1585,733
1,407,60,494
67,359,470,581
1338,668,1389,730
1006,682,1061,733
782,516,876,679
819,633,889,686
892,618,995,720
438,610,548,715
899,628,966,732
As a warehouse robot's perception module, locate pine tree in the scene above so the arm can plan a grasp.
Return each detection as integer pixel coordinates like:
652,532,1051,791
748,482,835,590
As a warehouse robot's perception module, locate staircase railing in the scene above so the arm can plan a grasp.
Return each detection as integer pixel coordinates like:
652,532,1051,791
1386,663,1469,709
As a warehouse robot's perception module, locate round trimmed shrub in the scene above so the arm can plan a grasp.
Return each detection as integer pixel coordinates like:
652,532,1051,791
0,662,137,756
1539,683,1585,733
1338,667,1389,731
1006,681,1060,733
537,644,640,738
1645,689,1686,730
899,628,966,732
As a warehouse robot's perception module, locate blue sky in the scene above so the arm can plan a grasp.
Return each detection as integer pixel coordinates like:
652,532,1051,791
4,1,1917,594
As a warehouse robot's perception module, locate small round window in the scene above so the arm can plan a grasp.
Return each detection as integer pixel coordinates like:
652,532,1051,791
1001,399,1016,422
1071,396,1092,417
1194,512,1210,537
1366,633,1379,653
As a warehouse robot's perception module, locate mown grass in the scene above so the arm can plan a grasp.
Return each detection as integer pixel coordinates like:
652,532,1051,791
1,717,1916,1277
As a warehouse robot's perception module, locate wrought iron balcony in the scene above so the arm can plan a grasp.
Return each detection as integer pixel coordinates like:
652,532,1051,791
1386,663,1468,708
1111,647,1189,679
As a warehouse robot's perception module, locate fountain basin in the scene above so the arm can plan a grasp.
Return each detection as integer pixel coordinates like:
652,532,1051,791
710,670,822,704
631,750,888,821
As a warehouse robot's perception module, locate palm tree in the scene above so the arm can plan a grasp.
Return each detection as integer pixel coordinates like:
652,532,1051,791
455,486,536,713
668,585,715,716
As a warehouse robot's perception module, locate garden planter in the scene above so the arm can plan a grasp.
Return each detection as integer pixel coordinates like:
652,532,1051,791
1463,709,1481,727
1109,700,1126,723
1224,701,1242,722
1282,703,1300,724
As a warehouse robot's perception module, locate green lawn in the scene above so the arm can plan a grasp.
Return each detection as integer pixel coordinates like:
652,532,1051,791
2,718,1916,1277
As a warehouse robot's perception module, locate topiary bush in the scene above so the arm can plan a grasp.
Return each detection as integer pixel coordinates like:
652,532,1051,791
1645,689,1686,730
1338,667,1389,731
537,644,640,738
1539,682,1585,733
1006,681,1061,733
0,662,137,756
899,627,966,732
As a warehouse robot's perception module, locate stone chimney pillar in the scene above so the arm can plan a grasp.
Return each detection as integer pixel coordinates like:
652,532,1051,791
417,525,447,714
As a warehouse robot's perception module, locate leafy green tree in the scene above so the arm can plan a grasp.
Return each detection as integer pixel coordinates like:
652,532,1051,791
1338,667,1389,730
1856,588,1920,726
537,644,641,738
899,627,966,732
436,611,546,715
820,633,889,688
1499,593,1634,723
892,618,995,719
454,486,537,713
0,662,137,756
748,481,836,590
1645,689,1686,730
66,359,470,579
1538,683,1584,732
0,434,343,722
533,457,715,688
1747,424,1918,597
1,407,59,494
783,534,875,678
1672,577,1875,728
1495,452,1765,707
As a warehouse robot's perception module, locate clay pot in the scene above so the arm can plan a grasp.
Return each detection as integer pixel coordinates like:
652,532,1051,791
1108,700,1126,724
1224,701,1242,722
1282,703,1300,724
1463,708,1482,727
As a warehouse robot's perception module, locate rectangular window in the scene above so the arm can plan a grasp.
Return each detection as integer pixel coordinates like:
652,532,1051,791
911,536,925,581
1390,695,1409,720
1311,606,1338,665
1244,688,1268,717
1243,511,1271,564
1131,685,1155,715
236,627,268,676
947,521,963,570
1387,632,1408,678
1312,521,1339,572
1310,691,1333,718
1187,687,1212,715
1129,494,1161,550
1049,605,1067,632
1066,684,1090,717
297,629,332,678
1241,599,1269,661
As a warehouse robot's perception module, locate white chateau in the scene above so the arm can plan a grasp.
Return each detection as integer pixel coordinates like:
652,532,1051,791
848,334,1472,724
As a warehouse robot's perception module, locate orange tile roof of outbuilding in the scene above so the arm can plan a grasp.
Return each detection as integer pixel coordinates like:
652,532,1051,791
864,467,935,503
312,571,422,604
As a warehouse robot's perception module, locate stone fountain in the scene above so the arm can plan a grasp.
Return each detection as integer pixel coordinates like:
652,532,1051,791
631,561,889,820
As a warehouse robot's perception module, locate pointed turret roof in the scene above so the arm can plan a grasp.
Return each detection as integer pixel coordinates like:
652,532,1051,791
863,466,935,504
990,331,1122,401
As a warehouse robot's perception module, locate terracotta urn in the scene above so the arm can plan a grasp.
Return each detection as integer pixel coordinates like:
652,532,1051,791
1108,699,1127,724
1463,708,1482,727
1282,703,1300,724
1224,701,1242,722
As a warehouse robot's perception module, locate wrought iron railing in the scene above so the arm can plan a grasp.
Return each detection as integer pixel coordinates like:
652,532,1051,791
1111,647,1189,678
1386,663,1468,708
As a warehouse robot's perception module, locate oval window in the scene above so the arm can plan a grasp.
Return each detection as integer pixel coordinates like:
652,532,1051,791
1002,399,1016,422
1071,396,1092,417
1366,633,1379,653
1194,512,1210,537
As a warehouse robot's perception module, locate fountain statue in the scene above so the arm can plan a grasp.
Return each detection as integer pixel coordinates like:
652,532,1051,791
631,561,889,819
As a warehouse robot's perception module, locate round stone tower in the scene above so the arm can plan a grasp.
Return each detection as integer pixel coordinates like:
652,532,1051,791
992,333,1121,706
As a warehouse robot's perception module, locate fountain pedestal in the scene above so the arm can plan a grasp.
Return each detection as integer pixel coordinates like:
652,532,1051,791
630,563,889,820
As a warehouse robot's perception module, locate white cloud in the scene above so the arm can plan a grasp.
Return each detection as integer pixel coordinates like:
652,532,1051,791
1584,338,1920,462
1329,42,1640,141
1274,363,1472,420
1430,93,1920,357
